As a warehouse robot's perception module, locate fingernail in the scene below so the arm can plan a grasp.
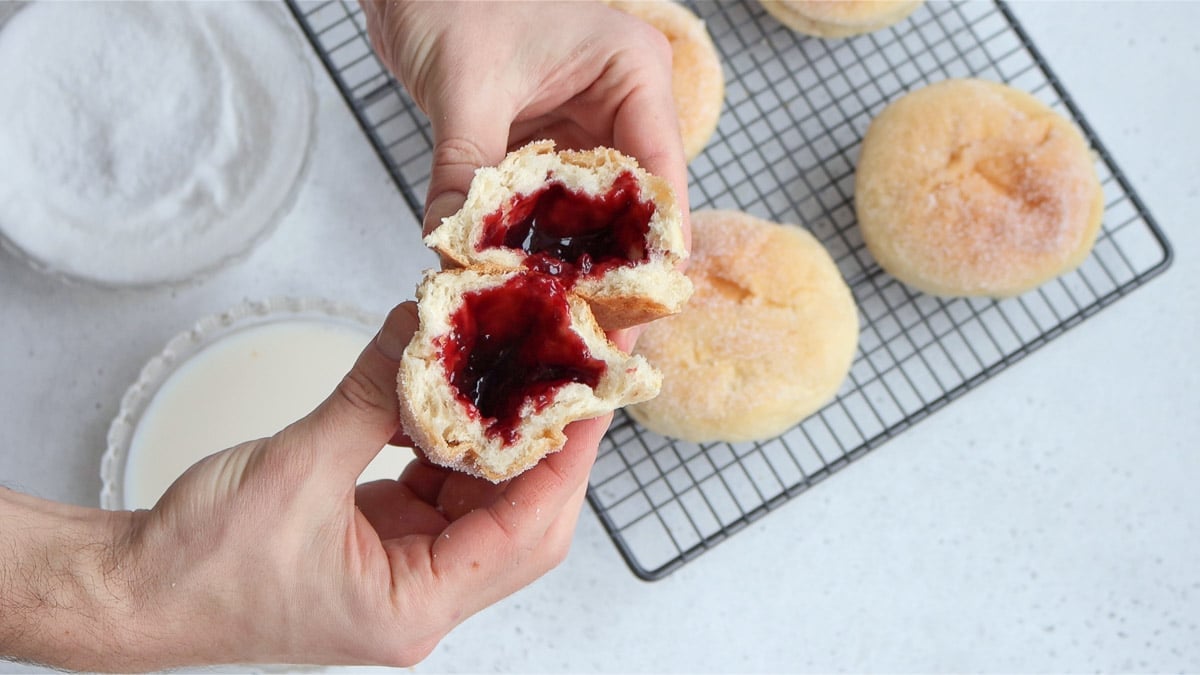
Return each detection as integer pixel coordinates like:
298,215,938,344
423,191,467,236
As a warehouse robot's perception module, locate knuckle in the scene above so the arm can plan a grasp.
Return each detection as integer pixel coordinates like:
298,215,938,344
644,25,674,65
430,136,493,179
335,369,390,419
546,537,572,570
620,19,672,68
485,503,522,546
380,638,440,669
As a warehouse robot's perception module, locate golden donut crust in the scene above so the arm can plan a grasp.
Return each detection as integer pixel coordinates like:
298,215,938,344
627,209,859,443
608,0,724,161
855,78,1105,298
759,0,923,38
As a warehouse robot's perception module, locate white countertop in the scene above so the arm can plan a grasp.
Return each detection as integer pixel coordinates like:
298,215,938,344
2,1,1198,672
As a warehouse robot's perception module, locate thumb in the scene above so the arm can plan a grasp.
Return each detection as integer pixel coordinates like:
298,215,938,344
286,302,419,483
422,96,512,237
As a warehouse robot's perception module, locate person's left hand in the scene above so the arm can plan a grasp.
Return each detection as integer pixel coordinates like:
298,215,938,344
362,0,691,246
117,302,603,669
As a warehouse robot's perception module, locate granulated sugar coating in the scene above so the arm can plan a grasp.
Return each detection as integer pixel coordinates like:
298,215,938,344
854,78,1104,298
0,2,314,286
627,209,859,444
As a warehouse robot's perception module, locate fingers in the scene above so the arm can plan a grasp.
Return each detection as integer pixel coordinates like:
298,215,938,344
381,429,597,623
607,325,641,353
435,473,509,521
428,414,607,591
611,76,692,254
396,453,451,506
423,113,512,237
507,116,597,154
359,1,389,64
283,303,418,484
466,479,591,616
595,22,691,253
356,479,449,540
529,477,590,576
504,414,606,519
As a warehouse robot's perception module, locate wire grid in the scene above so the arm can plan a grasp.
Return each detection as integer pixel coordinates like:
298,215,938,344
286,0,1172,580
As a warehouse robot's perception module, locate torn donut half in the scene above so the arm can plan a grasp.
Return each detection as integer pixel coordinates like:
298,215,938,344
398,268,662,483
424,140,692,330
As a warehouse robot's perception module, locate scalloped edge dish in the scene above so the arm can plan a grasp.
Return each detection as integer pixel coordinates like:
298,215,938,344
101,297,384,510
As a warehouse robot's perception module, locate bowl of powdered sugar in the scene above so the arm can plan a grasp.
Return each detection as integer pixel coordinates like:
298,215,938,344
0,2,316,287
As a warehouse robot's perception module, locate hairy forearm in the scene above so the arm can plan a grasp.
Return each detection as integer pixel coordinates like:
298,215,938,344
0,487,137,672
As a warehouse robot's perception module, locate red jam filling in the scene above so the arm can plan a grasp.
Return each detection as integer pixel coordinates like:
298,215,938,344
478,170,656,285
436,273,608,444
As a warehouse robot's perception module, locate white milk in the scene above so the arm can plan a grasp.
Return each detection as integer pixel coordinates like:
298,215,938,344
124,318,415,510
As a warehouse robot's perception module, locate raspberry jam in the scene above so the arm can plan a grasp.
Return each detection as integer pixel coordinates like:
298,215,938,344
478,171,656,284
437,273,607,444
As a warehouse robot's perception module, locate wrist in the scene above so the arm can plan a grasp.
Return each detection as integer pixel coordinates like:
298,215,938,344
0,487,139,671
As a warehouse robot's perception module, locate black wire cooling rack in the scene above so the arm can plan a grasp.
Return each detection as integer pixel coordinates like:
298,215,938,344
286,0,1172,580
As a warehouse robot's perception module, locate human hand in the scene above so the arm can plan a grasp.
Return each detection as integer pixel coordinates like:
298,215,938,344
362,0,691,246
114,303,602,669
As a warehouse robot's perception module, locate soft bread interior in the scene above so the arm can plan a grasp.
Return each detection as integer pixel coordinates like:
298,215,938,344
398,268,662,482
424,140,692,329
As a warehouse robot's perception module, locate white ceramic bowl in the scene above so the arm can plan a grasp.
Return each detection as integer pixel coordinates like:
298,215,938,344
0,2,317,289
100,297,395,510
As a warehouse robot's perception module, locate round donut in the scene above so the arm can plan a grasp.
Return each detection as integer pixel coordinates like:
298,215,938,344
855,78,1105,298
608,0,724,161
627,209,859,443
759,0,922,39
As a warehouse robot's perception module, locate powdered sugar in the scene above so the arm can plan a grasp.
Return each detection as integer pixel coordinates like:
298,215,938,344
856,78,1102,297
628,209,859,443
0,2,313,286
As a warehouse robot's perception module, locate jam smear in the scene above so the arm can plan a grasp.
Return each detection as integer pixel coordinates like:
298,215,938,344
478,170,656,285
437,273,608,444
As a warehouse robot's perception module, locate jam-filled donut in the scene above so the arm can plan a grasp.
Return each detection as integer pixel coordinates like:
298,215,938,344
606,0,725,161
855,78,1105,298
424,140,692,330
399,268,661,483
759,0,922,39
627,209,859,443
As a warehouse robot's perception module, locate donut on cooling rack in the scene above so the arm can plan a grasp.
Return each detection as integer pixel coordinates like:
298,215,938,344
626,209,859,444
854,78,1105,298
758,0,923,38
606,0,725,161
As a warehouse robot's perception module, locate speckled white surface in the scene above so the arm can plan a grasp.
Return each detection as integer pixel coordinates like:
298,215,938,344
1,2,1198,673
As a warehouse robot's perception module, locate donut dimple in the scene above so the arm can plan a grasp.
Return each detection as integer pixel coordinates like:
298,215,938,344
607,0,724,161
627,209,859,443
855,78,1105,298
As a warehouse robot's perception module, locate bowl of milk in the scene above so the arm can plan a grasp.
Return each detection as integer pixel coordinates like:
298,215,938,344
102,297,417,510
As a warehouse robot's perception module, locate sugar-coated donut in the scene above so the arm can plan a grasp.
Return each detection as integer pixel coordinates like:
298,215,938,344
855,78,1105,298
425,140,692,330
627,209,859,443
607,0,724,161
398,268,661,483
759,0,922,38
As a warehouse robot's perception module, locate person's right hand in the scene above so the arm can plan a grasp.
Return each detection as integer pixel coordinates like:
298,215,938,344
363,0,691,249
2,303,603,672
115,303,603,669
